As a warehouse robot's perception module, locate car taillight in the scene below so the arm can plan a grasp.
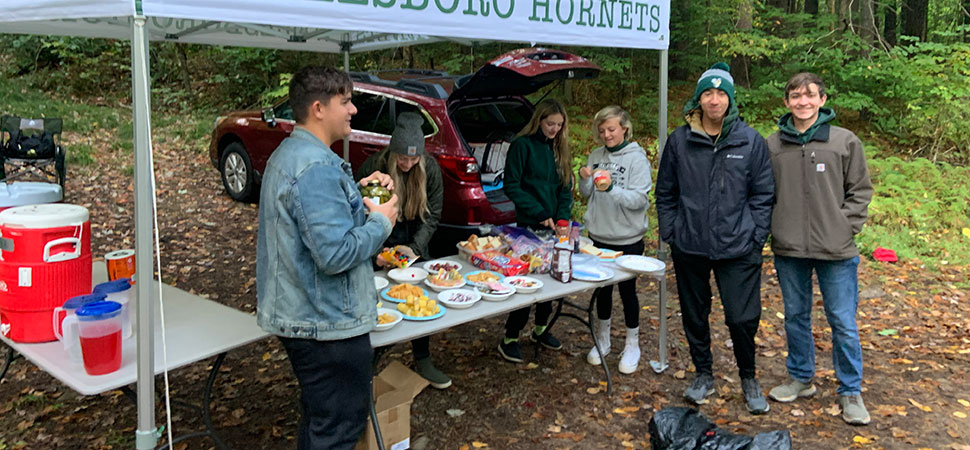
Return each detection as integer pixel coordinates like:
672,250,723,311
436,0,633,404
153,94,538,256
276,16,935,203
438,154,480,183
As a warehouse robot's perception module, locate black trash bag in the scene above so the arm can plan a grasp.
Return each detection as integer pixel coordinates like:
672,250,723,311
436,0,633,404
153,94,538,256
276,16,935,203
649,407,792,450
749,430,792,449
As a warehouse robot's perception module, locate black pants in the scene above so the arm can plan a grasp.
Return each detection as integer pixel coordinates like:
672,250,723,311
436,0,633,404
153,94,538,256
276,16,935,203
671,244,763,379
279,334,373,450
411,336,431,360
593,239,645,328
505,301,553,339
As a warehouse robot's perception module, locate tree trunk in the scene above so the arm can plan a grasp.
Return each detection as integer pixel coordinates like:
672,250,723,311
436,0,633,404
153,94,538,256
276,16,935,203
884,0,897,47
901,0,928,42
838,0,852,33
767,0,787,11
805,0,819,15
176,43,191,94
731,0,753,88
964,0,970,43
858,0,878,47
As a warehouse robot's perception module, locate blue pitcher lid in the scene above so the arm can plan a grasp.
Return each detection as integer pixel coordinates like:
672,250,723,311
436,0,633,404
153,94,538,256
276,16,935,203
93,278,132,294
76,300,122,318
63,293,107,309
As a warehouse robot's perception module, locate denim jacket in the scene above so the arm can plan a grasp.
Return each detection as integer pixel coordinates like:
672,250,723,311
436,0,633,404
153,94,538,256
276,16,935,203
257,127,391,340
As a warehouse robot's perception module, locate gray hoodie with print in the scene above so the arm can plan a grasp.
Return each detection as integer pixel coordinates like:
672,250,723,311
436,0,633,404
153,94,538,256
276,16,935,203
578,141,653,245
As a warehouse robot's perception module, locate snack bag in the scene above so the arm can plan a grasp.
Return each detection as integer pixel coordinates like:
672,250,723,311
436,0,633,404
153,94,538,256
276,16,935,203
470,251,529,276
379,246,413,268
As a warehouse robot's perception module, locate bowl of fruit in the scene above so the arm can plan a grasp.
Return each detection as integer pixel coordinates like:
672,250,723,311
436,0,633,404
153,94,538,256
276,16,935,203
437,289,481,309
375,308,403,331
396,296,446,320
423,260,463,273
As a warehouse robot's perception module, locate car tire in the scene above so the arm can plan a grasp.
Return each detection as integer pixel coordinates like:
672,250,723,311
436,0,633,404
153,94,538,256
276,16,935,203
220,142,257,202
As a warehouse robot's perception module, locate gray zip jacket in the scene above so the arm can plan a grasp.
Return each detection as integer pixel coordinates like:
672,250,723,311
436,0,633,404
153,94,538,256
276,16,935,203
767,120,872,260
578,141,652,245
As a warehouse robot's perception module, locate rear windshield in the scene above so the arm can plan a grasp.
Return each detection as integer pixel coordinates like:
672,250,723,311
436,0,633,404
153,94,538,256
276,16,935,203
451,101,532,143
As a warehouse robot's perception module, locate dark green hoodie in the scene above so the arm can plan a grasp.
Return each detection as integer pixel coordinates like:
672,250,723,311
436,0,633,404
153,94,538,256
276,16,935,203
503,133,573,227
777,107,836,144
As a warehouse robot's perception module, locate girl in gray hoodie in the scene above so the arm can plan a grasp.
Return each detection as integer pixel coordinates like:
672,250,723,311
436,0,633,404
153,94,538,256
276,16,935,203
578,105,653,374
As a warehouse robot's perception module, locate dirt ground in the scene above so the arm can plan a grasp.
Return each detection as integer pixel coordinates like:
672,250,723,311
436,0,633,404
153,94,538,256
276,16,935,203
1,137,968,450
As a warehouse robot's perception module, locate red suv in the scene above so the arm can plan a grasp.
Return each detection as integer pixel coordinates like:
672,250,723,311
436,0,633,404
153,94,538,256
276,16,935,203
208,48,600,255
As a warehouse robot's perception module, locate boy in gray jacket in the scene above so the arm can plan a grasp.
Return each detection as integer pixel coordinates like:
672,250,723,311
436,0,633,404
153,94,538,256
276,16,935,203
765,72,873,426
578,105,652,374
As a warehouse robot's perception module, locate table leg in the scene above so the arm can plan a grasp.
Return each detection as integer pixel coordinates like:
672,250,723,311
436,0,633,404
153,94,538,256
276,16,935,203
154,352,230,450
649,274,670,373
0,344,20,383
549,290,613,396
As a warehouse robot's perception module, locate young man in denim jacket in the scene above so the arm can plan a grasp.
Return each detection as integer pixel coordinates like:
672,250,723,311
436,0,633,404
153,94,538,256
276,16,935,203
257,66,399,449
765,72,873,426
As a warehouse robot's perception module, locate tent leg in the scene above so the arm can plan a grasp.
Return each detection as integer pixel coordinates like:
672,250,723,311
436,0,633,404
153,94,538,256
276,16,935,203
132,14,159,450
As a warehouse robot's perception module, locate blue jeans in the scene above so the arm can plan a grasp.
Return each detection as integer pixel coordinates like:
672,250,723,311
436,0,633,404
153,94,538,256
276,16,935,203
774,255,863,395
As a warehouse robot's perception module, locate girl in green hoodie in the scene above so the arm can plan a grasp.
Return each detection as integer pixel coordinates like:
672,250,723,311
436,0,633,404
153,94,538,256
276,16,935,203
498,98,574,363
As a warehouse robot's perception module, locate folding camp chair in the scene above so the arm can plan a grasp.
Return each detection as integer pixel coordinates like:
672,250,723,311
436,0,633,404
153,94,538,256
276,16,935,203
0,115,66,190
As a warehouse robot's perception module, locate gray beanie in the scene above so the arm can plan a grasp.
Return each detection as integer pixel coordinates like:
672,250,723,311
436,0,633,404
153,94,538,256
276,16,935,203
388,112,425,156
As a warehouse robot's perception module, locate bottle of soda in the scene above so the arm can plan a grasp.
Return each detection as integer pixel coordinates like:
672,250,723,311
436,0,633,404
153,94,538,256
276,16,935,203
551,220,573,283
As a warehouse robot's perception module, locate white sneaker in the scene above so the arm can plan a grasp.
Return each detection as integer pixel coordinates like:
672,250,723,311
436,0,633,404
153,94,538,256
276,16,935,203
586,318,611,365
617,327,640,374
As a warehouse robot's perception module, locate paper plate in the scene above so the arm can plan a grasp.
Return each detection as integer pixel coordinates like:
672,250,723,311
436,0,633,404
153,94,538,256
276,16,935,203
374,276,389,291
615,255,665,273
374,308,403,331
437,289,482,309
380,286,429,304
572,265,615,282
464,270,505,287
401,305,447,321
424,276,466,292
503,276,544,294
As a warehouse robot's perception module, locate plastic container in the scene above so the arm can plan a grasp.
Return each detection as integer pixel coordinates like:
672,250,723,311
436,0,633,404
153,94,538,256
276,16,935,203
0,203,92,342
0,182,63,212
76,300,123,376
93,278,133,339
52,293,104,363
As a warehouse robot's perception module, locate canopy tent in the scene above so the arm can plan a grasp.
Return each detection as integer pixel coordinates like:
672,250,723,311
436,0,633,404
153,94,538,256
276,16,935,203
0,1,671,448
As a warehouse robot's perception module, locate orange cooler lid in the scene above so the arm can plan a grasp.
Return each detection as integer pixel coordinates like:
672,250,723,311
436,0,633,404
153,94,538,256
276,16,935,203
0,204,89,228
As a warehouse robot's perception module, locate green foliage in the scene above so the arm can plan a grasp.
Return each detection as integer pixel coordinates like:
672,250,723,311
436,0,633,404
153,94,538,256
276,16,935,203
858,155,970,268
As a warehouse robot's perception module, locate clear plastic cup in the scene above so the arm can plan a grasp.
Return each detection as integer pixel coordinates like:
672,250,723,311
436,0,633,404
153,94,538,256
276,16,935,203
76,300,123,376
52,293,106,363
93,278,133,339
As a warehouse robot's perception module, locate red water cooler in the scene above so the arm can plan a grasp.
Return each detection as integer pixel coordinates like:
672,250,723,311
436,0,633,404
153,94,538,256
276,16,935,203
0,204,92,342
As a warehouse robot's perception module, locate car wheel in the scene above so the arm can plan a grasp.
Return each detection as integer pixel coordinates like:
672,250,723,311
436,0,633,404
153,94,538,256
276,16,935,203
220,142,257,202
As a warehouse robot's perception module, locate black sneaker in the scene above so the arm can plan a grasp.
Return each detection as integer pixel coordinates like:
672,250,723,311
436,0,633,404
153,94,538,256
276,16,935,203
530,330,563,350
742,377,770,415
683,373,715,405
498,340,523,363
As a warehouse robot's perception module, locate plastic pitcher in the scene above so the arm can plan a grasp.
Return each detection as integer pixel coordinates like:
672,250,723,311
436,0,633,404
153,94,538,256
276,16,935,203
93,278,133,339
52,293,105,363
75,301,123,376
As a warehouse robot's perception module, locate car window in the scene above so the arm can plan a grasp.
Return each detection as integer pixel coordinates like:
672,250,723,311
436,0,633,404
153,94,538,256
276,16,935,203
453,101,532,142
395,102,436,136
273,101,293,121
352,91,393,135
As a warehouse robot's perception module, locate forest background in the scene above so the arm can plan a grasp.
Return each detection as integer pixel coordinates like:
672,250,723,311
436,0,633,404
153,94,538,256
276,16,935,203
1,0,968,275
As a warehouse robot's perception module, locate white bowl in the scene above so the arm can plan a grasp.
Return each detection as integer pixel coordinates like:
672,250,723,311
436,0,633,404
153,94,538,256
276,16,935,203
375,307,403,331
424,276,466,292
422,260,463,273
503,276,543,294
374,276,389,291
387,267,429,285
437,289,482,309
464,270,505,287
476,282,515,301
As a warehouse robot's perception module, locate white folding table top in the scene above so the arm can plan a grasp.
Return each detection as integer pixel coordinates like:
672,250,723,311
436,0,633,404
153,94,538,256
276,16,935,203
0,263,269,396
369,256,644,348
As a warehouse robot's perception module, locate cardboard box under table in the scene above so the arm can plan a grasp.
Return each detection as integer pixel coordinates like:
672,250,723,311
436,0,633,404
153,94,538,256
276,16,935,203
356,361,429,450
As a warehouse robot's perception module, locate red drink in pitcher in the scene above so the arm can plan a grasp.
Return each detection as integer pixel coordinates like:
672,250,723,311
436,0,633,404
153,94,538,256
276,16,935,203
76,300,124,376
80,331,122,375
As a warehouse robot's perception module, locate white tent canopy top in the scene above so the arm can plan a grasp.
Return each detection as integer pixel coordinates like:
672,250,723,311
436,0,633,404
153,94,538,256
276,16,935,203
3,0,670,50
0,1,670,448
